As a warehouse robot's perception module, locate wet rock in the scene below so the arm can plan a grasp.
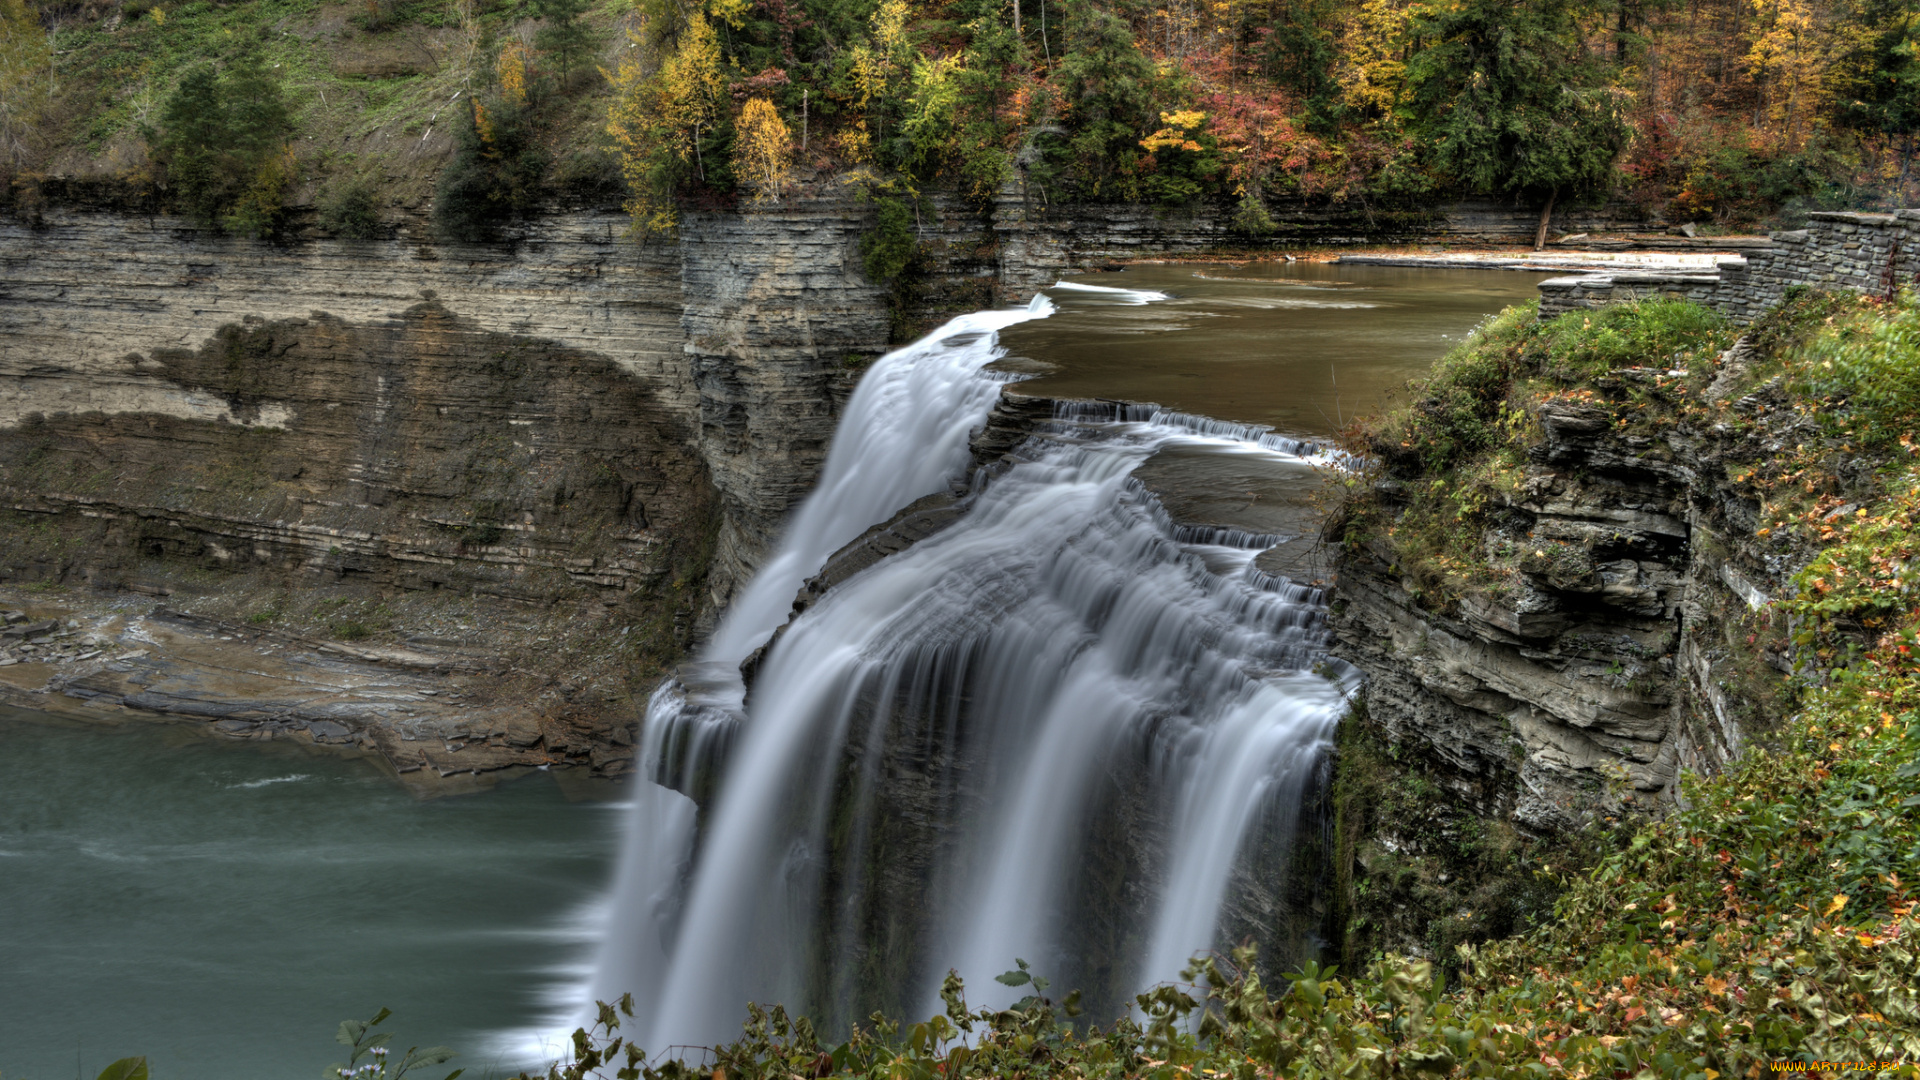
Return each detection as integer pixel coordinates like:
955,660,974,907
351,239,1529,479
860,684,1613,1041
504,715,544,748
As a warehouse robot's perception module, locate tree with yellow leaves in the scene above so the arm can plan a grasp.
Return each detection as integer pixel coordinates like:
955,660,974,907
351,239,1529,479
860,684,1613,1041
1332,0,1415,121
498,40,532,107
1744,0,1860,147
733,97,793,200
846,0,916,164
605,12,732,233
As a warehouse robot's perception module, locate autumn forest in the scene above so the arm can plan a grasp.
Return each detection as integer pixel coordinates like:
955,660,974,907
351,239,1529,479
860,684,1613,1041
0,0,1914,237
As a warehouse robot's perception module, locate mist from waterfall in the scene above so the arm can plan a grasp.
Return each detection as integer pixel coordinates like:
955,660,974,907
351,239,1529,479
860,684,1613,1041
568,295,1353,1057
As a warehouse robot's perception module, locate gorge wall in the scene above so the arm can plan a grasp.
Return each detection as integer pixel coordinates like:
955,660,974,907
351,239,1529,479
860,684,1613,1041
3,187,1676,640
1326,209,1920,961
0,186,1782,781
0,199,895,769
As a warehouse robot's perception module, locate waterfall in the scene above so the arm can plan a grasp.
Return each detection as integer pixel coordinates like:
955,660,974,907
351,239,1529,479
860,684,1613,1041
566,298,1354,1057
703,295,1057,663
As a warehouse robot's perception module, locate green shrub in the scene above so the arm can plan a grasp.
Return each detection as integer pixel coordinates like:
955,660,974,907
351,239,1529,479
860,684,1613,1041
1529,297,1732,382
433,95,549,242
319,179,384,240
1795,289,1920,448
858,195,916,283
1233,191,1278,235
149,51,293,231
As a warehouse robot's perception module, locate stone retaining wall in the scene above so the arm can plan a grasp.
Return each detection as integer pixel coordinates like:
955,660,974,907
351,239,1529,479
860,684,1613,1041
1538,209,1920,321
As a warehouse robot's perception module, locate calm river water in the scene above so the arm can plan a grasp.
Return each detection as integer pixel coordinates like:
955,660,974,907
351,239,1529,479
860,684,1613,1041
0,261,1545,1079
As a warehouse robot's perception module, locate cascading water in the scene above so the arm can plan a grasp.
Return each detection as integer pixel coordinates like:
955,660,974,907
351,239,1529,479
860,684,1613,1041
566,293,1355,1057
703,296,1058,662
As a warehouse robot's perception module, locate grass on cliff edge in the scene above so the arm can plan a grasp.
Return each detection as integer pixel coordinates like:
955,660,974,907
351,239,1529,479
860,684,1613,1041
1333,295,1738,613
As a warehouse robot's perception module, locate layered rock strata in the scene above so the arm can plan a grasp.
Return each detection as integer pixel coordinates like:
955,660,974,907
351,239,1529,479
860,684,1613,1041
677,188,891,609
0,210,723,771
1537,209,1920,321
1330,362,1808,834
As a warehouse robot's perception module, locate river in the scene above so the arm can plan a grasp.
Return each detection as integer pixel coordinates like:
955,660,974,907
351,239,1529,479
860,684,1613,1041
0,262,1545,1079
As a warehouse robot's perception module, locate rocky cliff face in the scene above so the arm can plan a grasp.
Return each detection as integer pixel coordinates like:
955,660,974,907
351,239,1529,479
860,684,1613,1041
1332,403,1739,829
1324,336,1809,959
0,200,897,607
677,188,891,611
0,210,713,626
0,204,869,773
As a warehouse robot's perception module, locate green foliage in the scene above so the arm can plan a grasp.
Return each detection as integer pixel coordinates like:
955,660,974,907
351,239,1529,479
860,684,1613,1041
1842,1,1920,143
1262,0,1344,130
150,51,293,230
533,0,596,86
1665,132,1865,225
1049,0,1163,201
320,178,384,240
1370,299,1731,479
1466,671,1920,1069
1529,296,1732,381
1232,190,1278,235
328,1007,463,1080
858,194,916,283
855,186,932,340
527,905,1917,1080
94,1058,149,1080
18,0,1919,230
1403,0,1630,201
1793,289,1920,448
434,95,550,242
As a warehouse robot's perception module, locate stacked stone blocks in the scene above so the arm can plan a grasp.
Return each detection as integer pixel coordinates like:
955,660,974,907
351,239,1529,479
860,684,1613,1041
1538,209,1920,321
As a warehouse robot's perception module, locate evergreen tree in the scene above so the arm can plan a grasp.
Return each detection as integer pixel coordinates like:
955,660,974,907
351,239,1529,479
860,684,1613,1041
1262,0,1344,131
533,0,595,85
152,51,292,230
1052,0,1161,199
1403,0,1628,243
434,94,550,241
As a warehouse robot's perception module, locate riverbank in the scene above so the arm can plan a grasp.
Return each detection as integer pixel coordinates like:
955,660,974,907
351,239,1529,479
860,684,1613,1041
0,584,635,794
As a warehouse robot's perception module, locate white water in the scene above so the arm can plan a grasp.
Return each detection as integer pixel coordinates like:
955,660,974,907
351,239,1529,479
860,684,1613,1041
561,298,1352,1056
704,296,1056,662
1047,280,1173,304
